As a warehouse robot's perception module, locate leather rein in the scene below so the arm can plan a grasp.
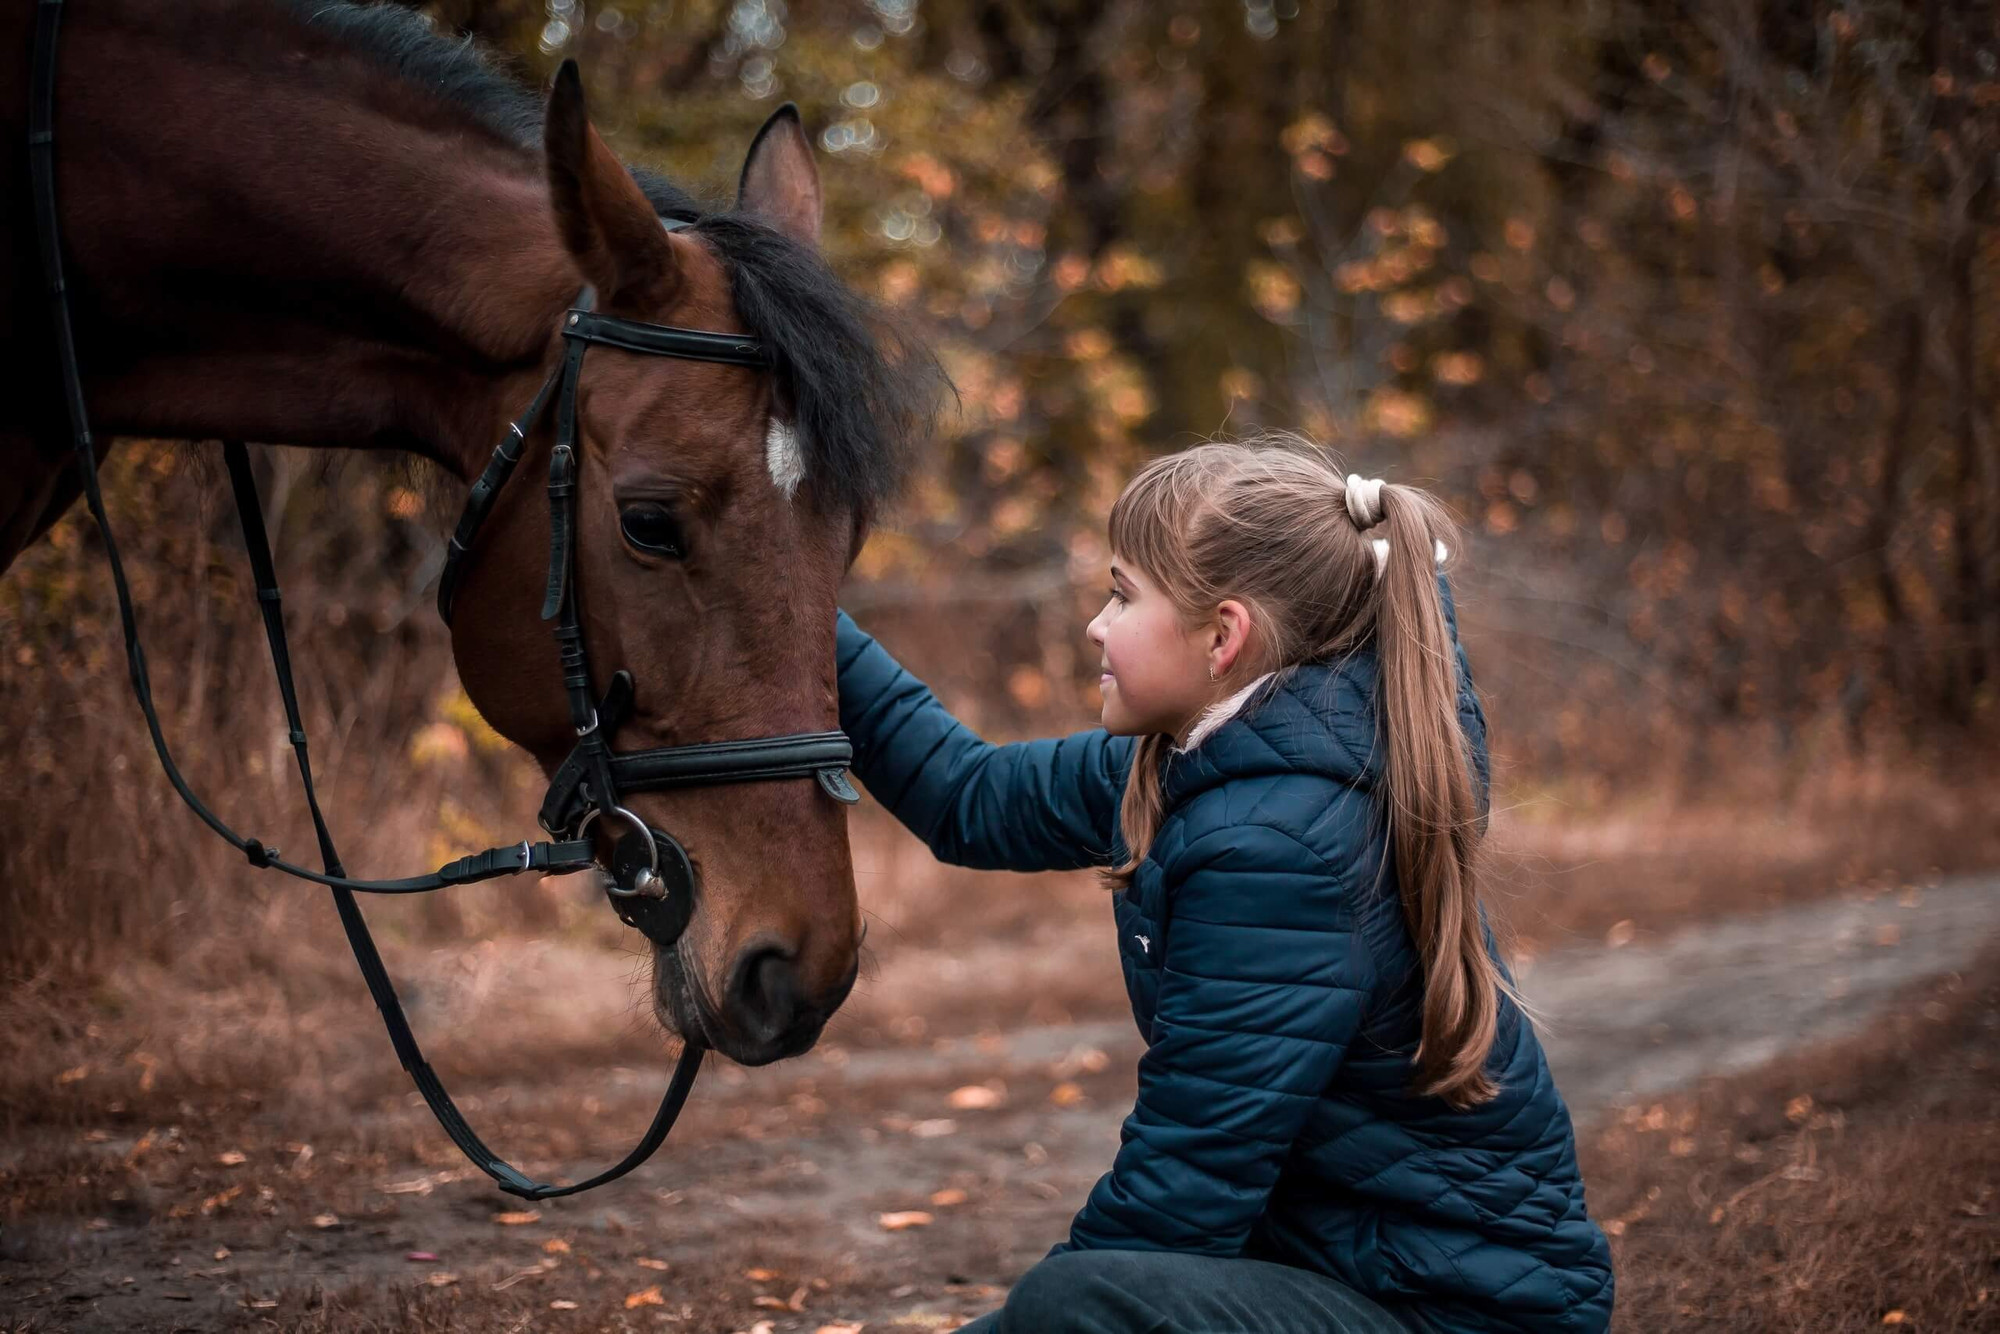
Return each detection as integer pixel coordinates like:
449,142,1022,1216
27,0,859,1200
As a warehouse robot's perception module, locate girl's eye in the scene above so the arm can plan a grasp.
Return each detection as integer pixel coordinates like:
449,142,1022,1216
620,503,687,558
1108,587,1127,604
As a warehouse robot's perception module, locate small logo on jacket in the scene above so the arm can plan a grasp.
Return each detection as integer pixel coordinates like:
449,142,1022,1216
1133,934,1150,955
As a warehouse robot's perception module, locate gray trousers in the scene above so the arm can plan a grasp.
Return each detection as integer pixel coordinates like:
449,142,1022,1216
956,1248,1428,1334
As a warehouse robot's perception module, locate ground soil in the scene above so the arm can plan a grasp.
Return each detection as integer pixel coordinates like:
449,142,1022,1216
4,865,1994,1334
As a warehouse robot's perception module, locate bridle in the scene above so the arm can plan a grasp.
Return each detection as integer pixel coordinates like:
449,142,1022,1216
438,281,861,935
27,0,859,1200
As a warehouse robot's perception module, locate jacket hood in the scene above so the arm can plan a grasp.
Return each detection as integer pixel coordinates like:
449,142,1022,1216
1162,651,1384,809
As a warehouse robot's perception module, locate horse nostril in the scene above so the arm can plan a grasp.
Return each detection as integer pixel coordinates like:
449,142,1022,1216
727,945,803,1047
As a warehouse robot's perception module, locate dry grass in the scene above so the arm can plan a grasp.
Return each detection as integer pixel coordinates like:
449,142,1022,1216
1582,944,2000,1332
1486,751,2000,955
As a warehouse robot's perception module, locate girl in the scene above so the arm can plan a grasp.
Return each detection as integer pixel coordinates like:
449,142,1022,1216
835,440,1613,1333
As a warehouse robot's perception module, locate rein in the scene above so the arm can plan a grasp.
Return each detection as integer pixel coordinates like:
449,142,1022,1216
27,0,857,1200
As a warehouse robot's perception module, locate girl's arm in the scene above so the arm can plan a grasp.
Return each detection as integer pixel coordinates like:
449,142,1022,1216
1051,790,1377,1257
837,609,1136,872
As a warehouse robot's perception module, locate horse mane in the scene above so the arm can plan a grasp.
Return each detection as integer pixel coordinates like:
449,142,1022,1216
282,0,941,516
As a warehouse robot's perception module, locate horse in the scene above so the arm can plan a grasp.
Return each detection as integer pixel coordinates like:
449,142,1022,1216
0,0,937,1078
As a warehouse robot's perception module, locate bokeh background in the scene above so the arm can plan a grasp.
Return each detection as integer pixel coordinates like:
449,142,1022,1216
3,2,1996,1331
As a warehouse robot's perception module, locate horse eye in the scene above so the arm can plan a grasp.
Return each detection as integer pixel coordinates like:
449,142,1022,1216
619,503,686,558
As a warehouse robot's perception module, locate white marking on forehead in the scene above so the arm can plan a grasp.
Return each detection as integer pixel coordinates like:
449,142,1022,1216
765,417,806,498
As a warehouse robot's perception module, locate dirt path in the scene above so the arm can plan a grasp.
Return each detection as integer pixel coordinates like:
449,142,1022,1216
4,877,1995,1333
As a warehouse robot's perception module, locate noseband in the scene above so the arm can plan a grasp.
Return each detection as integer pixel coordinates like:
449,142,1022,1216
28,0,857,1200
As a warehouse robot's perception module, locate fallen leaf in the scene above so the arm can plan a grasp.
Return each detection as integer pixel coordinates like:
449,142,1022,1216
744,1267,782,1281
815,1324,866,1334
213,1248,230,1261
57,1065,90,1086
1069,1046,1110,1074
1875,924,1901,947
312,1213,340,1229
930,1187,969,1207
406,1251,438,1262
549,1299,579,1311
625,1285,666,1309
495,1210,542,1226
879,1211,935,1231
380,1177,436,1196
423,1272,458,1288
909,1118,958,1138
216,1150,247,1167
754,1296,791,1309
1049,1082,1086,1107
246,1298,278,1310
1882,1314,1909,1326
787,1285,810,1311
636,1257,670,1271
745,1323,776,1334
1784,1095,1815,1124
1605,920,1636,948
200,1184,244,1214
84,1217,111,1232
948,1084,1003,1111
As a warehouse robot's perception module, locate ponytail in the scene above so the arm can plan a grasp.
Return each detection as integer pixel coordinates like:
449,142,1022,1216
1373,483,1504,1108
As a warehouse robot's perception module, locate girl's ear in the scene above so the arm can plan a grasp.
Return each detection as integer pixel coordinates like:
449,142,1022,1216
1212,600,1254,677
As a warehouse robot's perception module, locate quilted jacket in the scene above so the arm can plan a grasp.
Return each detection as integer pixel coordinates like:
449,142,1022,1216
834,590,1614,1333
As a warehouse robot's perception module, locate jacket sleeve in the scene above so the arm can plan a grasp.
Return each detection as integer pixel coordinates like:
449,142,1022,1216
1052,809,1374,1255
836,608,1135,872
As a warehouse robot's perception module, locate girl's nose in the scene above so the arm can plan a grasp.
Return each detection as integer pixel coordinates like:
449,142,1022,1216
1086,611,1107,645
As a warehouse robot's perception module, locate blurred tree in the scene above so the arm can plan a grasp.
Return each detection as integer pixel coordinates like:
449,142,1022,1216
279,0,2000,760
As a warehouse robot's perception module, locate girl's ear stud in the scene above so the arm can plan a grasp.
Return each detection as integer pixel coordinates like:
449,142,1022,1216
1208,665,1218,682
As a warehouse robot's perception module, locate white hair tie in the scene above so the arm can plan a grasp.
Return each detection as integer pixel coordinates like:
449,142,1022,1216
1370,536,1454,577
1344,473,1386,530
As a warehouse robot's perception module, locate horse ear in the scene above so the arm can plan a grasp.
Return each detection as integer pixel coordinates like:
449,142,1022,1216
736,104,822,246
544,60,679,307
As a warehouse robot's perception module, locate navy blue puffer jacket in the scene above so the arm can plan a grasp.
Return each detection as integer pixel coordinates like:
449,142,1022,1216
835,590,1614,1333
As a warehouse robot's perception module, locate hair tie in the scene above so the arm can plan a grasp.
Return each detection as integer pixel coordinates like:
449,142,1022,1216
1344,474,1386,530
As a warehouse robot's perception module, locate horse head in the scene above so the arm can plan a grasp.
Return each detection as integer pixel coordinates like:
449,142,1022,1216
447,65,929,1066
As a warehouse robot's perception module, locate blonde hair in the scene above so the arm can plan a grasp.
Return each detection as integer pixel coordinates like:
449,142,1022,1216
1106,435,1505,1108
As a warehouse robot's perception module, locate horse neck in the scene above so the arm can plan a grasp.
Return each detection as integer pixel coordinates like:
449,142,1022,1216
51,2,579,480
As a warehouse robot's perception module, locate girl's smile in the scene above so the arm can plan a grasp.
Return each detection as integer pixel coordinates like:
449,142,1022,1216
1086,556,1250,743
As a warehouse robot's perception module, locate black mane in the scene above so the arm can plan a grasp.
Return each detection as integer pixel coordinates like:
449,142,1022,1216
284,1,940,516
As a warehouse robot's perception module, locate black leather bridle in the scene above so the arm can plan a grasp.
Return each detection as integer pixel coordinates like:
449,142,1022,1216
439,282,862,938
27,0,859,1200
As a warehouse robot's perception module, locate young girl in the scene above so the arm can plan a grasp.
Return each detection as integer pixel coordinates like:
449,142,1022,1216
835,440,1614,1333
